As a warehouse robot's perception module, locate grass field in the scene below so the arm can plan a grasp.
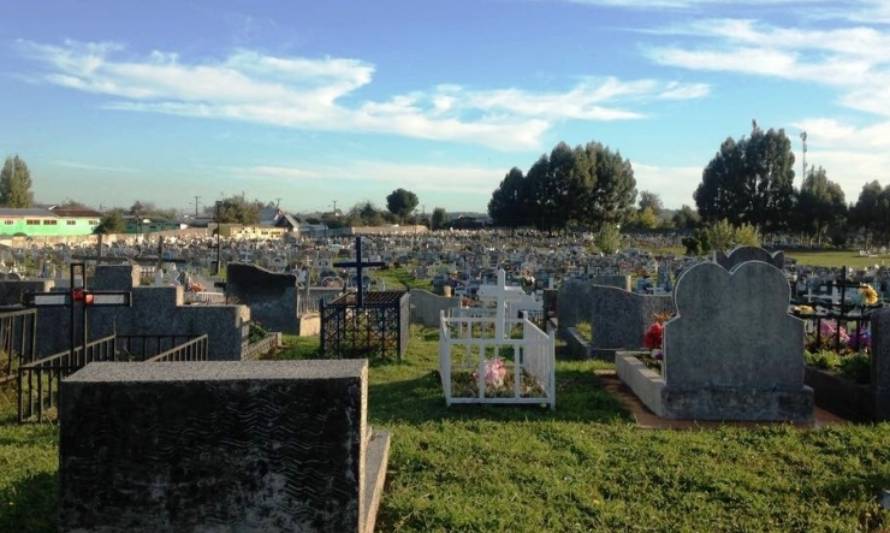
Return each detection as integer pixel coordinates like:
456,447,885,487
373,265,434,292
2,330,889,531
787,250,890,269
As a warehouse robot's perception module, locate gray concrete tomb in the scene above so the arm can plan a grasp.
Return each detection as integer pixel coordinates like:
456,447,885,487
59,360,390,533
617,260,813,422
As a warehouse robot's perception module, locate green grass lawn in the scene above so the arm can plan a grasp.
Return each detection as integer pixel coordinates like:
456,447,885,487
373,265,434,292
2,330,889,531
275,329,890,532
788,250,890,269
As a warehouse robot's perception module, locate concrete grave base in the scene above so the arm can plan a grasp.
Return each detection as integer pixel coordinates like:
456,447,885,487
60,360,389,533
617,352,814,423
805,366,874,422
362,430,391,533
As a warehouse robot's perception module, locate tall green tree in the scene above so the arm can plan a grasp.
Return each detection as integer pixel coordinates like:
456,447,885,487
795,167,846,246
672,204,701,229
487,140,636,232
94,210,126,234
580,142,637,227
386,188,419,221
210,195,262,225
850,181,890,247
0,155,33,208
638,191,663,216
431,207,447,230
694,123,796,231
488,167,528,228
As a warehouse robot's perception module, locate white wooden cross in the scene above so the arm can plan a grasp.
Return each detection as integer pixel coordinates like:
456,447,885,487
494,269,508,340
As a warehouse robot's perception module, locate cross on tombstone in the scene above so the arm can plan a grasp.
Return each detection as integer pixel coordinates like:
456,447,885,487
24,263,132,357
333,237,385,308
480,269,525,341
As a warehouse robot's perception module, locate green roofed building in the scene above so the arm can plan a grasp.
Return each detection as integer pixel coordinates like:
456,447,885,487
0,207,101,237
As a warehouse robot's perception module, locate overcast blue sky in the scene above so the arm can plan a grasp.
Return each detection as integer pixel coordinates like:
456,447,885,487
2,0,889,212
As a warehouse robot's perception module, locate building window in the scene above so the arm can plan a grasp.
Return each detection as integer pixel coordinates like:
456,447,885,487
89,220,99,225
26,220,40,225
4,220,12,225
66,220,76,225
43,220,57,225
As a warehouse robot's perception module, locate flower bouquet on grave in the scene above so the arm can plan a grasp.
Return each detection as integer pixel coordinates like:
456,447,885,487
451,356,546,399
641,312,670,372
859,284,879,306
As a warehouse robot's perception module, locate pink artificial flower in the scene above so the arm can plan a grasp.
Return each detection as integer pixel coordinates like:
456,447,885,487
483,357,507,388
819,320,849,345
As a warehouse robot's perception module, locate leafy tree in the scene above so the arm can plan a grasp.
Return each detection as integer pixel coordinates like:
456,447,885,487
386,188,419,221
577,142,637,227
488,167,528,229
850,180,887,248
795,167,846,246
345,202,386,226
130,201,177,220
672,205,701,229
694,123,796,231
682,219,762,255
595,223,623,254
487,140,636,231
525,154,563,233
0,155,33,208
431,207,447,230
94,210,125,234
57,199,91,210
638,191,663,216
210,195,262,225
731,221,762,247
636,207,659,230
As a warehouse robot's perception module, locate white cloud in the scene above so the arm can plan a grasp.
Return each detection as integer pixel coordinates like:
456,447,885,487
631,162,701,207
233,161,507,195
18,39,708,151
648,19,890,116
52,159,136,173
790,118,890,200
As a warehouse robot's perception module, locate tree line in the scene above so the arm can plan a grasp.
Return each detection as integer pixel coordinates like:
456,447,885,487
488,123,890,248
488,141,636,232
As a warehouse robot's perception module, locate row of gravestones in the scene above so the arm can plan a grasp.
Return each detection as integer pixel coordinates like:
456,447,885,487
0,264,390,532
558,246,889,422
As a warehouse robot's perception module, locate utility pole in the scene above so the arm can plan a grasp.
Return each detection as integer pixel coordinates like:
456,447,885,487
215,201,222,276
194,195,201,218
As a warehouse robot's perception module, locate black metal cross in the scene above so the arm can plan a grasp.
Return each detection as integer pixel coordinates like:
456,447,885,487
333,236,385,307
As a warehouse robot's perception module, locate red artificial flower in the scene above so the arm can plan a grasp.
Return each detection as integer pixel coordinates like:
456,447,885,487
643,322,664,350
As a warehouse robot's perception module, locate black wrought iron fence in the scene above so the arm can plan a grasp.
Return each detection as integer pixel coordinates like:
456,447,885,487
115,334,201,361
17,335,116,422
0,308,37,383
144,335,209,362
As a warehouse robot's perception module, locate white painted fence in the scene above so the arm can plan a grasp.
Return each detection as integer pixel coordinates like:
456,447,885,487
439,310,555,409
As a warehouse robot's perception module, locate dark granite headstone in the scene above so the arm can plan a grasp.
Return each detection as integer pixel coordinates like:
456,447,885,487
7,265,249,360
589,285,674,358
870,308,890,421
226,263,299,333
715,246,784,271
60,360,390,532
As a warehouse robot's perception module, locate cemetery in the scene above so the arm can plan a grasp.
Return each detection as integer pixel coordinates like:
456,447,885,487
0,230,887,531
9,2,890,527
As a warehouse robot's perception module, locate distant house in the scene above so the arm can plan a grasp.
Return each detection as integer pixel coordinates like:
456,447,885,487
273,211,300,232
0,207,101,237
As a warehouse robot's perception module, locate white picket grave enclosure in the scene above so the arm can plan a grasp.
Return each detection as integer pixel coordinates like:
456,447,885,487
438,270,555,409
